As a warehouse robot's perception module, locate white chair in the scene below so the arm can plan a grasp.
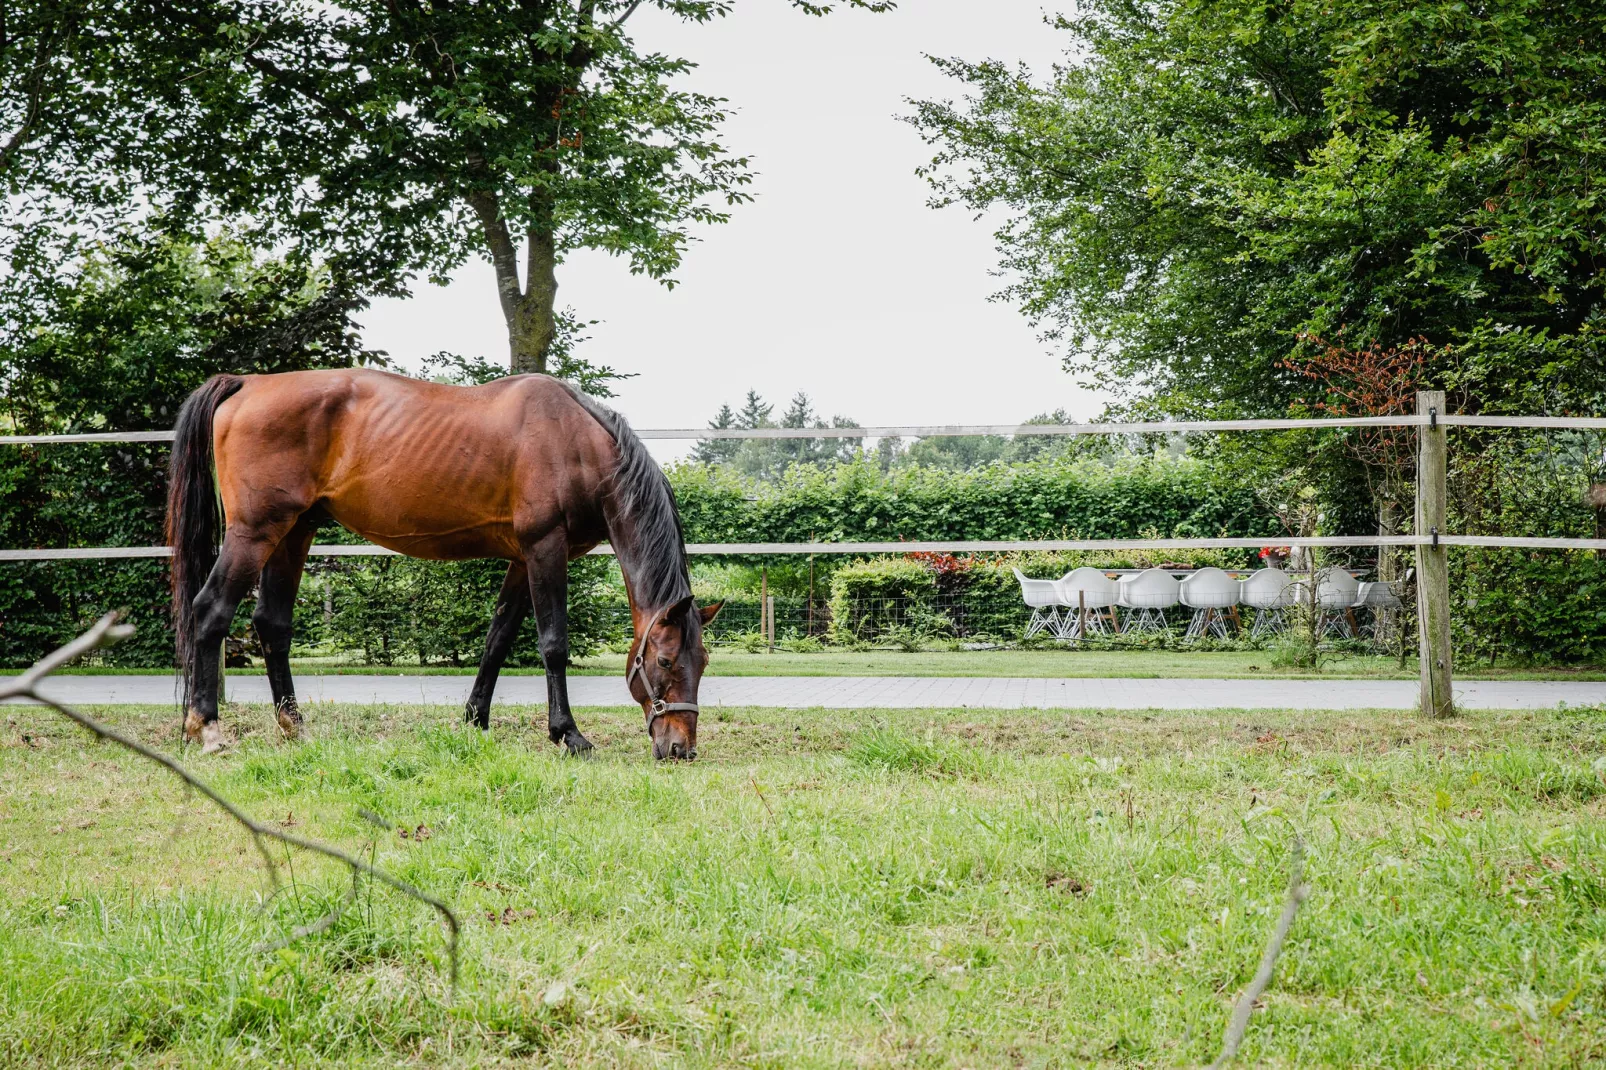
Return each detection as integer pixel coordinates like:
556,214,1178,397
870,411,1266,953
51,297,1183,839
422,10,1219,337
1179,567,1240,640
1241,568,1295,638
1056,567,1121,640
1013,568,1062,639
1357,579,1403,639
1119,568,1180,633
1316,568,1361,638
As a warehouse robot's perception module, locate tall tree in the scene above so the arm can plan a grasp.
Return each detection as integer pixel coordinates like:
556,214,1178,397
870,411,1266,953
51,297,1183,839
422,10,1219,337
692,402,741,464
909,0,1606,418
3,0,891,377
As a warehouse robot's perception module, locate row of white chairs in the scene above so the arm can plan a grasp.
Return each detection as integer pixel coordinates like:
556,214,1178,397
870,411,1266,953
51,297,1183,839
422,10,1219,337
1013,566,1403,642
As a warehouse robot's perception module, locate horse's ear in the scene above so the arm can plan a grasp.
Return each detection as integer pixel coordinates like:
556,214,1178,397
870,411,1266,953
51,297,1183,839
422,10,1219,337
656,594,696,630
699,601,724,625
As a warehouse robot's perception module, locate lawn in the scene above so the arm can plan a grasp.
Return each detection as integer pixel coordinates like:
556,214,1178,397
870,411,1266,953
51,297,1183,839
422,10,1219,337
2,700,1604,1067
48,647,1606,681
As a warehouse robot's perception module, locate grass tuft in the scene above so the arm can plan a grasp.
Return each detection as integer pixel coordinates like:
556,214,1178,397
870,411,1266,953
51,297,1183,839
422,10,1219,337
846,727,992,779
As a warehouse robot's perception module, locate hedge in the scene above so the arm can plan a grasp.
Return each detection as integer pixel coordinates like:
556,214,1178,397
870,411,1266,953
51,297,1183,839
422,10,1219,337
670,453,1279,544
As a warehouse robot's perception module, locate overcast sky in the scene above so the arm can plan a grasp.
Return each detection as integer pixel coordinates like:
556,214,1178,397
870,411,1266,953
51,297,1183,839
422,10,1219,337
359,1,1100,456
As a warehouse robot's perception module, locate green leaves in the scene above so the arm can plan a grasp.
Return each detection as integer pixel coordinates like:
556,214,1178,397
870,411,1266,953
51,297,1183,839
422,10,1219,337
911,0,1606,418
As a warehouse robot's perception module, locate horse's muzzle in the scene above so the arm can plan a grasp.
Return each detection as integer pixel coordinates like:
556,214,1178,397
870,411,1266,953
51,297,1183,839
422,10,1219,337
653,737,697,761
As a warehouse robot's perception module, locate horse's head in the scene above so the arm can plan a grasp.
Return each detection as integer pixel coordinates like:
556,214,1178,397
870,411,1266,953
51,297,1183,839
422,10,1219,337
627,595,722,760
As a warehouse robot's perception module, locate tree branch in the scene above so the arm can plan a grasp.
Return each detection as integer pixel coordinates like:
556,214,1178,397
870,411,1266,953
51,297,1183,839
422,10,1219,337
1206,837,1311,1069
609,0,645,32
465,177,525,329
0,17,74,175
1,613,460,991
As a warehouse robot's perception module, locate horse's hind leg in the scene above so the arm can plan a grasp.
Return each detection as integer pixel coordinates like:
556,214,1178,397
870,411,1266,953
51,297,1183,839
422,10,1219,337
253,516,317,740
465,560,531,730
187,522,294,753
525,534,591,755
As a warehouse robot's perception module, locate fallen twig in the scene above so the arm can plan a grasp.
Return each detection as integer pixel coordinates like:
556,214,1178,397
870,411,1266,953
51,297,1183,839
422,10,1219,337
1206,837,1311,1069
2,613,460,990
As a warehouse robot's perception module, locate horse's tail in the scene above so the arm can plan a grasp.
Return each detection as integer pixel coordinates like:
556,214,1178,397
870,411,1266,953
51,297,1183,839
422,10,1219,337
166,374,244,700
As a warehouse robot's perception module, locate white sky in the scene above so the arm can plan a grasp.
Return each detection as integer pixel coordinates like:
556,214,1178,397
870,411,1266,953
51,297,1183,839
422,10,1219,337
359,1,1103,457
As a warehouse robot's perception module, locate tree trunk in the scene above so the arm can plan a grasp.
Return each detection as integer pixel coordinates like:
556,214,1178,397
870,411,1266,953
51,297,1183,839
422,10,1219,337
511,225,558,375
1377,499,1399,582
467,184,558,375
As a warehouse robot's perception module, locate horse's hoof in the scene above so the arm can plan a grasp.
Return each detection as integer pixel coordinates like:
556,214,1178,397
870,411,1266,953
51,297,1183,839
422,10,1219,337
563,732,594,757
183,709,205,744
200,720,230,755
276,708,302,741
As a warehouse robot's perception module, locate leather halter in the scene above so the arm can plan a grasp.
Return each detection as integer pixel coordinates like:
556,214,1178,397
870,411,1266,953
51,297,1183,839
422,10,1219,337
626,643,701,733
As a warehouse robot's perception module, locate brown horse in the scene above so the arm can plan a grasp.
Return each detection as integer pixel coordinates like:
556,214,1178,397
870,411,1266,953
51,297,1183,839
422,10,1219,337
165,368,719,758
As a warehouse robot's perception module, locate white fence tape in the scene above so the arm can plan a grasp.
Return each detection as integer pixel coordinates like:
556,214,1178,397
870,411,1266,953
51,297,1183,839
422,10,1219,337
5,534,1605,562
4,413,1605,446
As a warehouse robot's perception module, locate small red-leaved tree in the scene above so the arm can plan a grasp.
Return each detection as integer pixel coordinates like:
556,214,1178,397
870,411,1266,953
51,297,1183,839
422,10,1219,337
1281,335,1451,578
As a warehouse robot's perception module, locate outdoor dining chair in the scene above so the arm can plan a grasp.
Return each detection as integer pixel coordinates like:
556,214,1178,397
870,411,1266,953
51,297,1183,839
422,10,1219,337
1357,579,1404,639
1179,567,1240,640
1013,568,1062,639
1315,567,1362,638
1240,567,1295,638
1056,567,1121,641
1119,568,1181,633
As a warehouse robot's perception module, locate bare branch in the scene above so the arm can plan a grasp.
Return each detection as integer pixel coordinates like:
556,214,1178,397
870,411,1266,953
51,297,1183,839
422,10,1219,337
609,0,645,32
1206,837,1311,1069
5,613,460,990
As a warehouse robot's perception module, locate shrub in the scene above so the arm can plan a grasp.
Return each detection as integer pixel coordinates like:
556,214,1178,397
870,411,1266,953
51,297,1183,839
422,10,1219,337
1451,550,1606,666
827,558,941,643
327,556,623,667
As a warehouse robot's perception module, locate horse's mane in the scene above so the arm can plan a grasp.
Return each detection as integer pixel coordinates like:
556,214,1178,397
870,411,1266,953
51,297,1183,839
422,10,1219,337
557,380,692,613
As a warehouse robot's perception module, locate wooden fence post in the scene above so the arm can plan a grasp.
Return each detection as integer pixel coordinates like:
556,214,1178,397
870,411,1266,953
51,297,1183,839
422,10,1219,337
1415,390,1454,717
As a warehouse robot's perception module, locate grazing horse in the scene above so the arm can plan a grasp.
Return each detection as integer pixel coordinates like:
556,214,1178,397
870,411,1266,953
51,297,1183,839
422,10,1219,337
165,368,719,758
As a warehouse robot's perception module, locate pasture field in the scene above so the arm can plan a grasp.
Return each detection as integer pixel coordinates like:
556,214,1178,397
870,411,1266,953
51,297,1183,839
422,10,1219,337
2,701,1604,1067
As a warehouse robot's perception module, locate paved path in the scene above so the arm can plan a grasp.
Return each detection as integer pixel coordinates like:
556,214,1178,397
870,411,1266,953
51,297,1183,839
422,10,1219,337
9,674,1603,710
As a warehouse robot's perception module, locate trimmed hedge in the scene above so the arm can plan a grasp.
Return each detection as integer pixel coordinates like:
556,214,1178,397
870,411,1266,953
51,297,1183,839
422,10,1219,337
670,454,1279,543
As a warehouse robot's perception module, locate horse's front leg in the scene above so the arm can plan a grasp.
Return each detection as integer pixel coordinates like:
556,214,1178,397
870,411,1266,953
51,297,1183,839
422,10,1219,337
526,535,591,755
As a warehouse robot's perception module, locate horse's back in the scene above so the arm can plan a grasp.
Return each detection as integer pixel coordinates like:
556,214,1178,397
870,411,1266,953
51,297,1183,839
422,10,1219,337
212,369,613,559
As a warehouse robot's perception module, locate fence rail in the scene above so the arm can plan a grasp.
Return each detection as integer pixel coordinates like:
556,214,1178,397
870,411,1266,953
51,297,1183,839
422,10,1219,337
4,412,1606,446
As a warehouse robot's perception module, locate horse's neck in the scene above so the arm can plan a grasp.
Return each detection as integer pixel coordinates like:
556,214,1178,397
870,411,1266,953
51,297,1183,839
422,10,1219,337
601,494,686,623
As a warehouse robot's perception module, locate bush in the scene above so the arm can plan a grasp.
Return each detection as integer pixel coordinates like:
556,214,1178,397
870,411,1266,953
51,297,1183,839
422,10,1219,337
827,558,942,643
326,556,623,667
1452,550,1606,666
0,560,177,668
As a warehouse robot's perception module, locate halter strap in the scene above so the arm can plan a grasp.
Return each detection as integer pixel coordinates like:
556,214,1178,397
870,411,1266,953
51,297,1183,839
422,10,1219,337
627,648,701,731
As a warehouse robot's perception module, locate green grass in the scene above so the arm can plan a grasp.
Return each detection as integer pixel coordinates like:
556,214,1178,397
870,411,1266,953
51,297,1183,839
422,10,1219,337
41,647,1606,680
3,701,1605,1066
